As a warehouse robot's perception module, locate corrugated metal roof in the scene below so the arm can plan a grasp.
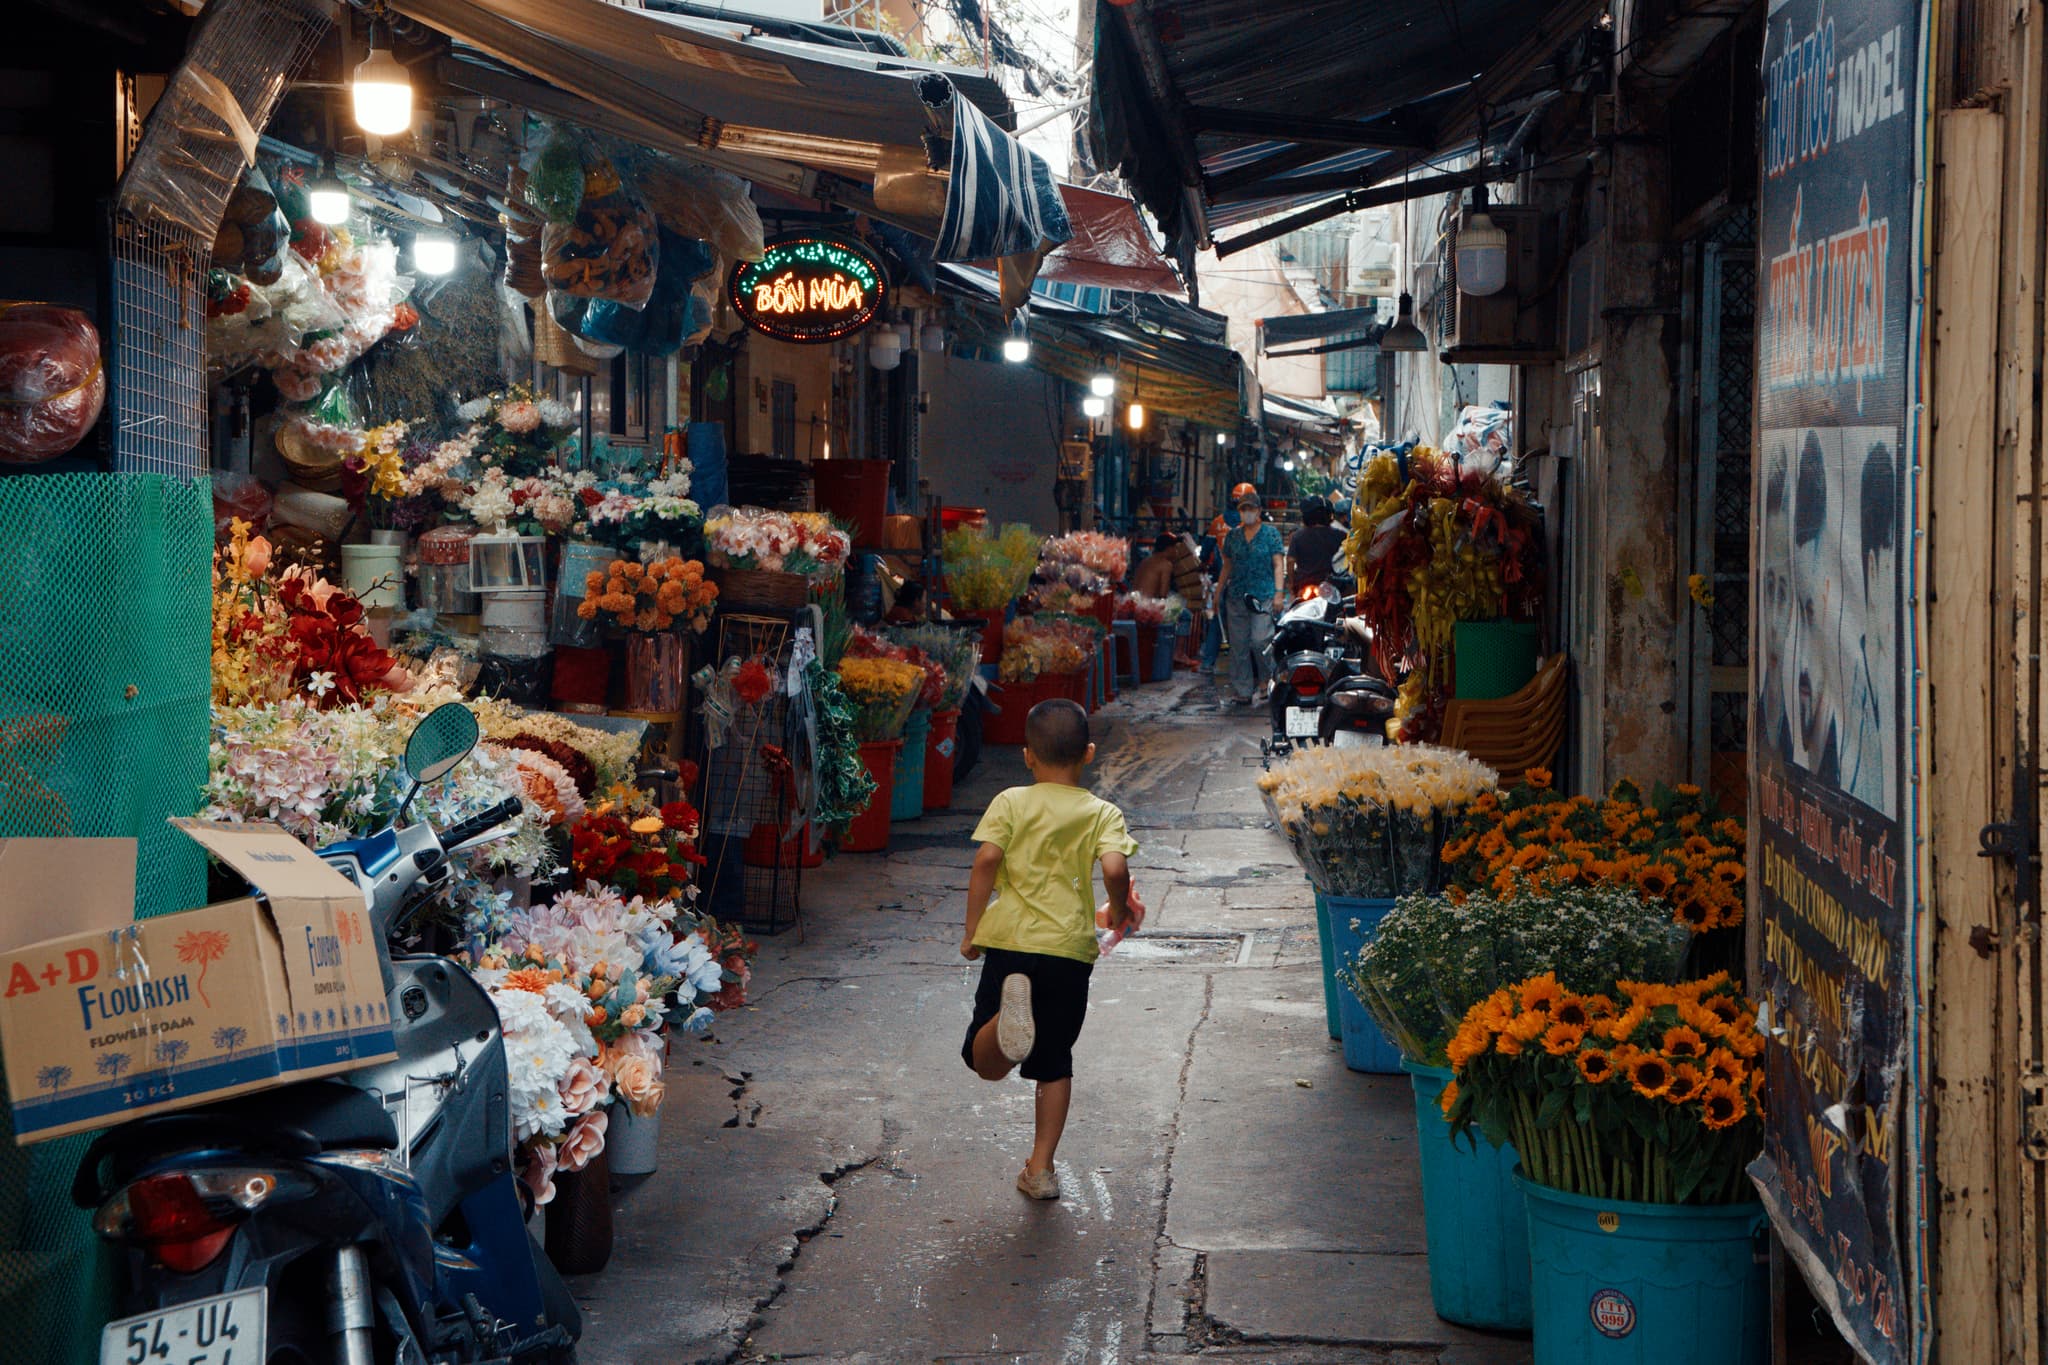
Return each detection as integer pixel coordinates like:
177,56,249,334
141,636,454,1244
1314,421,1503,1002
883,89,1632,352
1091,0,1599,268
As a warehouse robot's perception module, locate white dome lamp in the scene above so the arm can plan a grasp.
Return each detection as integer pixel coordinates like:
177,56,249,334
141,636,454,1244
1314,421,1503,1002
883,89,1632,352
1081,394,1107,420
352,19,414,137
1001,313,1031,364
1455,184,1510,298
1378,292,1428,353
869,327,903,370
307,154,350,226
1089,355,1116,397
412,230,457,276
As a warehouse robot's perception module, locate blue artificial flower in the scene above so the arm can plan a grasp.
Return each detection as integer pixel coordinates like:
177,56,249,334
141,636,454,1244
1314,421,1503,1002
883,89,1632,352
681,1006,715,1036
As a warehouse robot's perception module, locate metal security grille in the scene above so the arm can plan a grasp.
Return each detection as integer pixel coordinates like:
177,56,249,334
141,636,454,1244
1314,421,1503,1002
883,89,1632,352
111,0,332,476
1683,207,1757,809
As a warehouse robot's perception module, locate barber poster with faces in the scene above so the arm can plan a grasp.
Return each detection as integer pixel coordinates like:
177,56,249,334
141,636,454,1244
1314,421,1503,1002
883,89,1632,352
1750,2,1922,1359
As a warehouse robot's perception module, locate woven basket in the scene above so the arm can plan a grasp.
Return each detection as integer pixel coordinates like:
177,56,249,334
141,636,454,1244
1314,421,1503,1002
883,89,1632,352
713,565,809,612
533,301,598,375
273,422,346,492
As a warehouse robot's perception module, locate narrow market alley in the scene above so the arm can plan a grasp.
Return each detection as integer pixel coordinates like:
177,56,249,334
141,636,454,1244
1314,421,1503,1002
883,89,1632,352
571,680,1530,1365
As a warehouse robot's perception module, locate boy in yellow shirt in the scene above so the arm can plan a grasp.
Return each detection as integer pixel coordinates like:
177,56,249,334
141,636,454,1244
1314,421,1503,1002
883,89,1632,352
960,698,1141,1200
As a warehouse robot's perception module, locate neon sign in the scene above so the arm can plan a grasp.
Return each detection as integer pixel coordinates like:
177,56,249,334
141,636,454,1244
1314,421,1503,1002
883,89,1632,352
729,234,888,344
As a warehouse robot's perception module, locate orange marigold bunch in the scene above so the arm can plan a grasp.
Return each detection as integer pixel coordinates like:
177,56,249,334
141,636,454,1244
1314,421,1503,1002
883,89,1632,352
577,556,718,633
1443,971,1764,1205
1439,769,1747,932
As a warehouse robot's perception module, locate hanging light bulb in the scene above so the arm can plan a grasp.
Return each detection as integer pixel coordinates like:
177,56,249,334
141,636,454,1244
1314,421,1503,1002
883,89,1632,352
1216,431,1230,447
1455,185,1510,297
1126,401,1145,430
1081,395,1107,419
412,231,457,275
1090,370,1116,397
307,155,350,225
920,322,947,353
1379,292,1428,352
869,329,903,370
1001,314,1030,363
352,20,414,137
1281,459,1295,472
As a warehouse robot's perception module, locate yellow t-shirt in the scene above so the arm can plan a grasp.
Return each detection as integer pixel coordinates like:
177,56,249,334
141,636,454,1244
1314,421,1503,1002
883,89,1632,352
971,783,1139,964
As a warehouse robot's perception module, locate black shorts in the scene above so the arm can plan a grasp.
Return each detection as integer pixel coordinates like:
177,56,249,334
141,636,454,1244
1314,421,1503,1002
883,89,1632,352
961,947,1094,1082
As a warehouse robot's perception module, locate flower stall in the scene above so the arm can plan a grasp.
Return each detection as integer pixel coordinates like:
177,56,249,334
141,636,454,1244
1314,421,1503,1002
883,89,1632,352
1341,442,1544,742
939,523,1040,662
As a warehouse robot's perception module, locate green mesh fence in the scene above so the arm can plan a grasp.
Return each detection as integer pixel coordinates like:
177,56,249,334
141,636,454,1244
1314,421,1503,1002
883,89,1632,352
0,472,213,1364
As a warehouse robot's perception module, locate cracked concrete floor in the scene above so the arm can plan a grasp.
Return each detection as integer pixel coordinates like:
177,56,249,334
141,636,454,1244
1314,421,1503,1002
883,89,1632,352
568,675,1532,1365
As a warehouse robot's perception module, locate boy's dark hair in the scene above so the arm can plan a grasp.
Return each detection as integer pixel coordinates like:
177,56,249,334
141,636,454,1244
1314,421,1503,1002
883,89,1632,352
1794,430,1827,547
1025,698,1090,767
897,579,925,607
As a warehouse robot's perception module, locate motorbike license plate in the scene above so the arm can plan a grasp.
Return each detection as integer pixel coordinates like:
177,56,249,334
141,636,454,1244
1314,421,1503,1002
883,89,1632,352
1285,706,1321,737
1332,728,1384,749
102,1288,265,1365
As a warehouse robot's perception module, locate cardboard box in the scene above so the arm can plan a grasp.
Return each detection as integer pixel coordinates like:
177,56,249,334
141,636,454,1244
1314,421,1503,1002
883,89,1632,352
0,819,397,1145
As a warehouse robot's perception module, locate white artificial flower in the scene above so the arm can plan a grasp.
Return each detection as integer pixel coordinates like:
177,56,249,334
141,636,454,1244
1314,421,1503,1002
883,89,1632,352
491,987,578,1142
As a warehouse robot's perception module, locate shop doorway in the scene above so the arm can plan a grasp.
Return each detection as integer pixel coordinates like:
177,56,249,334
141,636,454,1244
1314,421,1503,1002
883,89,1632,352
1680,207,1756,814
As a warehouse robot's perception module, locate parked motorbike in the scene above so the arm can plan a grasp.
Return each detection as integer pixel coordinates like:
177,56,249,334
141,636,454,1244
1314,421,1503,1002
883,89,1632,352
74,702,581,1365
1263,581,1398,759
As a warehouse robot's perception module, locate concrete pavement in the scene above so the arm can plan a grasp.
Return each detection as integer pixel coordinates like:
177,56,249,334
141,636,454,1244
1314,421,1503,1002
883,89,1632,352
567,674,1533,1365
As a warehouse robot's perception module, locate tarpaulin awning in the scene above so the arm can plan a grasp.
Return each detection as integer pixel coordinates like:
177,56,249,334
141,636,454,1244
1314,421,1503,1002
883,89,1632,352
1263,392,1346,439
940,264,1244,430
405,0,1070,292
1040,185,1186,297
1258,306,1382,351
1089,0,1606,278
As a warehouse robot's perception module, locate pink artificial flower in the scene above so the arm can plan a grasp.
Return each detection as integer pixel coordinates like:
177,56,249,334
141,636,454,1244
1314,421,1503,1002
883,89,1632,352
521,1139,558,1206
557,1109,608,1172
498,400,542,434
558,1056,612,1117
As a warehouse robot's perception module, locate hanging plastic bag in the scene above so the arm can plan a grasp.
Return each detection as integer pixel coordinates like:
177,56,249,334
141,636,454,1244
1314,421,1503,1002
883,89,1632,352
580,229,714,354
0,303,106,463
632,160,766,263
542,160,659,305
215,165,292,285
525,133,586,225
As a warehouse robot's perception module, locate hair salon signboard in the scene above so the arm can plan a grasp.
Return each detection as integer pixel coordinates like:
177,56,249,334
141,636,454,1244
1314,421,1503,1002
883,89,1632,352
1751,3,1925,1360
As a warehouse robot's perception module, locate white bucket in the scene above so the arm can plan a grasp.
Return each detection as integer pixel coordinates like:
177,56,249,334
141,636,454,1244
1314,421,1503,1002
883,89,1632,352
480,587,549,632
606,1102,661,1176
340,544,405,609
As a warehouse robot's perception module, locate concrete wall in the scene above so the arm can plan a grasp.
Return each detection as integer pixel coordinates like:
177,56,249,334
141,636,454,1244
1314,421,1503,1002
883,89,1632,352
735,336,837,459
917,351,1068,529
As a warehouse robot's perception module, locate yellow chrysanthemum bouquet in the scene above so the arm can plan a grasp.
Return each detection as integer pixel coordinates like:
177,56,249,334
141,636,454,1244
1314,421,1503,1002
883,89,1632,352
835,655,924,742
1443,972,1764,1205
1256,744,1498,896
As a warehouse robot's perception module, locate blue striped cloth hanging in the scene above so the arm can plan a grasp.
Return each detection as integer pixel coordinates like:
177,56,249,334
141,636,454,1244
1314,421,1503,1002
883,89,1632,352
921,78,1072,265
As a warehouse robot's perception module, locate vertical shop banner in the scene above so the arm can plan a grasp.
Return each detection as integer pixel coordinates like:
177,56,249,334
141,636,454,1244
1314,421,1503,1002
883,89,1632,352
1751,3,1921,1361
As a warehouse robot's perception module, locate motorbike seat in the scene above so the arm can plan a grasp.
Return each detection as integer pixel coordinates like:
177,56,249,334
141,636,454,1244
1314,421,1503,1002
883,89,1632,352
216,1079,400,1150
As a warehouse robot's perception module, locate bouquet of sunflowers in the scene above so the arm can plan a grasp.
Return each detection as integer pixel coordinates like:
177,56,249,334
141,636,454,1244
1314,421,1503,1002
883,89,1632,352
1440,770,1747,935
1345,884,1689,1067
1256,744,1497,897
835,655,924,742
577,556,717,632
1443,972,1764,1205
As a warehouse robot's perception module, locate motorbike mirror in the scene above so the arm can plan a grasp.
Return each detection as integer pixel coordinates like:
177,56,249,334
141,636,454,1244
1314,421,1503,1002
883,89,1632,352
403,703,479,789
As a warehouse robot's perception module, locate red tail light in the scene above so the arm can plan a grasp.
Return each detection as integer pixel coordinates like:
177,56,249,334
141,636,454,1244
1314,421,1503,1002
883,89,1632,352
98,1168,292,1273
1289,665,1325,697
124,1174,236,1272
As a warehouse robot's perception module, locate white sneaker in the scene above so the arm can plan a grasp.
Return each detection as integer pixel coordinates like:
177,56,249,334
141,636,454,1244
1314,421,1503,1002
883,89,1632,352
996,973,1036,1063
1016,1165,1061,1200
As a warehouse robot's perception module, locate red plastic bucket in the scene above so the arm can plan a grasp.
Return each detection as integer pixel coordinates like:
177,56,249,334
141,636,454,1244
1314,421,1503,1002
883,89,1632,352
953,610,1007,664
983,679,1038,745
810,458,890,545
842,740,901,852
924,707,960,810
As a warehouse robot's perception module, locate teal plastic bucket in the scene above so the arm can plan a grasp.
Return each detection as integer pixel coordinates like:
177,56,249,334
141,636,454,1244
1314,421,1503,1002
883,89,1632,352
1406,1063,1531,1331
891,710,930,821
1323,895,1402,1072
1311,891,1341,1040
1518,1173,1767,1364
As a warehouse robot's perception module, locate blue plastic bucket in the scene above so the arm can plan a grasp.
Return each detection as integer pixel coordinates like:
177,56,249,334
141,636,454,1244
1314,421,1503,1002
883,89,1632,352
1406,1063,1531,1330
1323,895,1402,1072
1311,891,1341,1040
891,710,930,821
1518,1173,1767,1364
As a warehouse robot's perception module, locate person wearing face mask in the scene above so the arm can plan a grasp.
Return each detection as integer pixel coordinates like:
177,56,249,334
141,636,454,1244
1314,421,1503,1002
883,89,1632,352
1216,495,1286,705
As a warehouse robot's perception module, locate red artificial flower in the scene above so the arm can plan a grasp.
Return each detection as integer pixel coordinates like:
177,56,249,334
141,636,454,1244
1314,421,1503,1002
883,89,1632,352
733,658,774,706
391,301,419,331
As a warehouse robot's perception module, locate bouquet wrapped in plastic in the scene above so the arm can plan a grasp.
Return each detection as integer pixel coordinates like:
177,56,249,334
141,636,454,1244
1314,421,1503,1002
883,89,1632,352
835,655,924,741
1256,744,1497,897
883,624,981,712
941,523,1039,612
998,617,1091,683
